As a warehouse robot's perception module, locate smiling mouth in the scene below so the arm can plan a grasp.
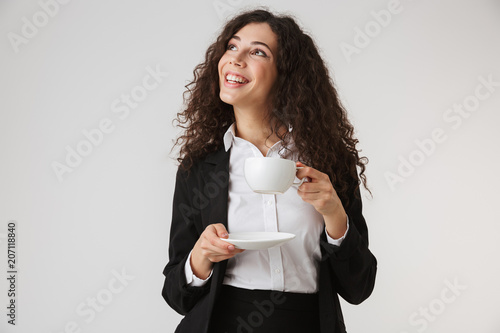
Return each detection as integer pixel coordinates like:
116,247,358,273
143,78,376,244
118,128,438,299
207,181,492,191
225,73,249,84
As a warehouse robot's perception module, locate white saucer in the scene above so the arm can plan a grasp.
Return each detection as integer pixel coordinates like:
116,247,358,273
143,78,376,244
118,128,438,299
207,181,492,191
220,232,296,250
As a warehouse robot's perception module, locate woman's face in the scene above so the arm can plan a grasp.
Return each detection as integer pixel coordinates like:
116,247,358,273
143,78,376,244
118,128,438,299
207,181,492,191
218,22,278,112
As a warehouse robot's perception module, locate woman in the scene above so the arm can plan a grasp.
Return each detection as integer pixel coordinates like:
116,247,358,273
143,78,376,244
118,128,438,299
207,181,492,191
162,8,377,333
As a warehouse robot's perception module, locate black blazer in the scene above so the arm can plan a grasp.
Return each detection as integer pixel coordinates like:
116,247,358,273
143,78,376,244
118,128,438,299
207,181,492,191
162,146,377,333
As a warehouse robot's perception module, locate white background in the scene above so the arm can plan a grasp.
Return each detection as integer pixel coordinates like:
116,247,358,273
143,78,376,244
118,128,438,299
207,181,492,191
1,0,500,332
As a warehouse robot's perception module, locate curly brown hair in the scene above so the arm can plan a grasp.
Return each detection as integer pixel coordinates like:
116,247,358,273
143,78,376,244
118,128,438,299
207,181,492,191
172,8,369,207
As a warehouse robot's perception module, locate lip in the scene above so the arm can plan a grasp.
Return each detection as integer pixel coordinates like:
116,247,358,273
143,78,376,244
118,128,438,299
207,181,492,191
223,70,250,88
225,70,250,82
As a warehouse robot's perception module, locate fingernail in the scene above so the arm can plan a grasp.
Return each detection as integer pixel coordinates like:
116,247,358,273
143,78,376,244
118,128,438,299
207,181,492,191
221,232,228,237
228,245,235,251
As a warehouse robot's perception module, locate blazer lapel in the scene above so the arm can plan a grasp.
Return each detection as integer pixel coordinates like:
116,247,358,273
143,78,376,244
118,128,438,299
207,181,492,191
201,146,231,283
200,147,231,330
201,147,231,230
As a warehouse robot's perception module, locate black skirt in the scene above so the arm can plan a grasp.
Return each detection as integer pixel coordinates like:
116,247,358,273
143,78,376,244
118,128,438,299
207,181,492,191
209,284,320,333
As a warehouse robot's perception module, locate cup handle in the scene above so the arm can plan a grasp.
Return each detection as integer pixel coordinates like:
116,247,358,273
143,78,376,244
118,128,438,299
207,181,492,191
293,166,307,186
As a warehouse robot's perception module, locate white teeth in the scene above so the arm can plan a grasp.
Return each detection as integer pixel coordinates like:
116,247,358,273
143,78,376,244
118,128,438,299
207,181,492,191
226,74,248,84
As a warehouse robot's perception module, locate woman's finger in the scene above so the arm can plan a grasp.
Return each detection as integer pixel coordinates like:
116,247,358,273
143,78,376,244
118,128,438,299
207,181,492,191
202,224,247,256
297,182,321,193
211,223,229,238
204,224,235,251
197,224,245,264
203,241,245,262
296,161,325,183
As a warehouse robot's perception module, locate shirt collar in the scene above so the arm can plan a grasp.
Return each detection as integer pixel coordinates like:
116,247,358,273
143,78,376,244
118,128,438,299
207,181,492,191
223,122,293,152
223,123,236,152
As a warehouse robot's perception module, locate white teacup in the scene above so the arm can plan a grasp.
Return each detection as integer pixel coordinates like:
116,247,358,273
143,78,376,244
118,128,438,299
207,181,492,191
244,157,306,194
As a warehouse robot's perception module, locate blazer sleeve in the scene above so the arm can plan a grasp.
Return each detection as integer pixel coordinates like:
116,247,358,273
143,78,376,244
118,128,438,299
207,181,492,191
161,166,210,315
320,183,377,305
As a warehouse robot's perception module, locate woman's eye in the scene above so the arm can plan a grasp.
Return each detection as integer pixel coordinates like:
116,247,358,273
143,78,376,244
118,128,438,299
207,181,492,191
226,44,267,57
253,49,267,57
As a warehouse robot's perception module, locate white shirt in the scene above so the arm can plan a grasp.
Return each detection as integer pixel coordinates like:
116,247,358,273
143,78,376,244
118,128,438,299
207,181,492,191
184,123,349,293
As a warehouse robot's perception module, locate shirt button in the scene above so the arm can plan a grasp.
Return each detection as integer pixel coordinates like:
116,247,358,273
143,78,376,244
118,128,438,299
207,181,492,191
275,268,281,274
266,201,272,206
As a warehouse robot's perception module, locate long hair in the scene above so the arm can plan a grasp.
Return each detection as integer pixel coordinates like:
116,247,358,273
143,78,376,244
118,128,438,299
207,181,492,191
172,8,369,207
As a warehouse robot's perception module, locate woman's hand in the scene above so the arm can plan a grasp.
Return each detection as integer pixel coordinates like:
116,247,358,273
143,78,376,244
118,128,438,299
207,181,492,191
295,161,348,239
190,223,245,279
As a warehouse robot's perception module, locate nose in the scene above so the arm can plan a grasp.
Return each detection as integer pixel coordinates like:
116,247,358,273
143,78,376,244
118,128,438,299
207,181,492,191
229,52,245,67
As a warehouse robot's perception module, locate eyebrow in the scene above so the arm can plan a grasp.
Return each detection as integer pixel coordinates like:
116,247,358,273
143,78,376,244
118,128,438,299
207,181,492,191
230,35,273,55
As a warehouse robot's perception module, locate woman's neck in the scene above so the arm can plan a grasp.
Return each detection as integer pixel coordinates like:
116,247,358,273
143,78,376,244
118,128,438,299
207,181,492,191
233,108,287,155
